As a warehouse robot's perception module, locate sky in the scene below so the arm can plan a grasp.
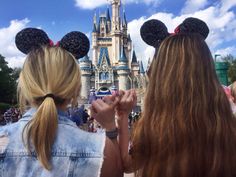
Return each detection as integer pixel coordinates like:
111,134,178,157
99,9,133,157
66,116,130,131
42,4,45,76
0,0,236,68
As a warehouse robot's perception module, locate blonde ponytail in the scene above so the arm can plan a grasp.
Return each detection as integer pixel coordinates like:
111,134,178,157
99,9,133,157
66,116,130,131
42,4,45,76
24,97,58,170
19,46,81,170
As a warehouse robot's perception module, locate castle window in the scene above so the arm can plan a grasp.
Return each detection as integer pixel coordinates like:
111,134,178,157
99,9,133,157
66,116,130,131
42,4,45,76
99,72,109,80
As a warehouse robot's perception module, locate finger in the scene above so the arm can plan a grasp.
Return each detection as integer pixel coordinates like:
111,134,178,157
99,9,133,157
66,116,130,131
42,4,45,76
121,90,131,102
103,94,116,103
89,105,97,117
103,95,113,104
118,90,125,98
127,90,134,100
110,96,120,108
91,100,103,112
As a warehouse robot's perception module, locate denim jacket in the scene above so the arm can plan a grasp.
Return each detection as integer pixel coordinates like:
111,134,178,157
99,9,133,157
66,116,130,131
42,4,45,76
0,108,105,177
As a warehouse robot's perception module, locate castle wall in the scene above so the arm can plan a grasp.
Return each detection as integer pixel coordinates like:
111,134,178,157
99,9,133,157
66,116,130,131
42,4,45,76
117,70,130,90
80,74,91,99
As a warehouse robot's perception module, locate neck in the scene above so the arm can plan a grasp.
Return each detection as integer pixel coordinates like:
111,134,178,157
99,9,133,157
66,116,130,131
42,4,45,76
57,100,70,111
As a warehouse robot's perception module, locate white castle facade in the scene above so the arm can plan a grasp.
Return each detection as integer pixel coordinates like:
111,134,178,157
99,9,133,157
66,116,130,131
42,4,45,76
78,0,147,102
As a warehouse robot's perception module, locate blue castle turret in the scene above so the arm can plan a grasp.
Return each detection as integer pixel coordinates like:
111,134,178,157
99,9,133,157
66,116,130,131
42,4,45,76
79,55,93,99
139,60,145,74
117,45,130,90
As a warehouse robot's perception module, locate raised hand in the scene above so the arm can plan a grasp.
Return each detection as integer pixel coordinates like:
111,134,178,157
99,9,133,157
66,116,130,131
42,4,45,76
116,89,137,118
90,93,119,131
116,89,137,173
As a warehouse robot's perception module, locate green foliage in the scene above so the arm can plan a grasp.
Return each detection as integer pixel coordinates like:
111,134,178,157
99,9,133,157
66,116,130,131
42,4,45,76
0,102,11,114
0,54,21,104
221,54,236,84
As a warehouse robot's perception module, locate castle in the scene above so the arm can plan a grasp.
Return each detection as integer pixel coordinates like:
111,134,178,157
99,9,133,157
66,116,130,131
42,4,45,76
78,0,147,103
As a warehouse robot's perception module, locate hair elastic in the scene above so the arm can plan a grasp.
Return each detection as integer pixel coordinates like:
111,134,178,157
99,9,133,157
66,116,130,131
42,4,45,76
43,93,55,100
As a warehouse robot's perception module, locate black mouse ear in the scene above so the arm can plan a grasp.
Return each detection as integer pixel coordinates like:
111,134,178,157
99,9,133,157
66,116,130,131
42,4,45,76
59,31,90,59
178,17,209,39
140,19,170,48
15,28,50,54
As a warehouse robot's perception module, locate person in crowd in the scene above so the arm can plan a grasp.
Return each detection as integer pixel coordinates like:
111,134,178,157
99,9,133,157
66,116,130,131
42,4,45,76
68,104,84,126
88,117,95,132
128,112,133,129
100,17,236,177
230,81,236,112
82,109,89,124
0,28,122,177
230,82,236,109
222,85,236,114
3,108,13,124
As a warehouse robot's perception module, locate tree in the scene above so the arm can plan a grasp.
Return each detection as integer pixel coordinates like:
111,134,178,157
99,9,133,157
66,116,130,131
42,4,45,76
222,54,236,84
0,54,20,104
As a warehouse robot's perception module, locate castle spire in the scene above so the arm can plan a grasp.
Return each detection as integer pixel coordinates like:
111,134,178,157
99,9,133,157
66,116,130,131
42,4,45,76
119,45,128,62
123,6,127,28
139,60,145,74
93,11,97,24
93,23,97,33
106,7,111,22
93,11,97,32
131,50,138,63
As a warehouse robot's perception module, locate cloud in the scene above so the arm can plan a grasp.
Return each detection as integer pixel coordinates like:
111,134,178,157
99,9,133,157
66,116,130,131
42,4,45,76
0,18,29,68
220,0,236,13
215,46,236,57
6,56,26,69
181,0,208,14
127,2,236,68
75,0,158,10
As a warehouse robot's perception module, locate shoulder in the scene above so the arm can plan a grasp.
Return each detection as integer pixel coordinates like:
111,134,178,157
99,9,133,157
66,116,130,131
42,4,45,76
55,125,106,154
0,122,23,137
0,122,26,153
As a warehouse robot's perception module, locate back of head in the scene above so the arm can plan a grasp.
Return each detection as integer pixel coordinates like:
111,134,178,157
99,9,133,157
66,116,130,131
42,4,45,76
18,46,81,170
132,33,236,177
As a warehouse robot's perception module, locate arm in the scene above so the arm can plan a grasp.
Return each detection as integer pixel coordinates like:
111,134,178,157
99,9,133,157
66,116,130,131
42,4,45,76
101,137,123,177
116,90,137,173
90,96,123,177
117,113,134,173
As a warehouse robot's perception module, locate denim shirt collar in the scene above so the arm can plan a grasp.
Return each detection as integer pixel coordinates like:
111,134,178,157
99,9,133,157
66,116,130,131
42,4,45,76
19,107,77,127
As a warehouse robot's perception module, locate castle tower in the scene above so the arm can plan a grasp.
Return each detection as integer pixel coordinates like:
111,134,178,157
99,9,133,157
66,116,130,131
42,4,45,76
106,7,111,32
122,10,127,35
79,55,92,99
131,50,139,76
111,0,121,32
111,0,121,64
139,60,145,75
92,12,98,64
139,60,147,88
138,60,147,110
117,45,130,90
88,0,146,98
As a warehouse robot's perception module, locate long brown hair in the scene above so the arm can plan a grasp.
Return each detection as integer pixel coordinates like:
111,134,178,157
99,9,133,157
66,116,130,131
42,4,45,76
132,33,236,177
18,46,81,170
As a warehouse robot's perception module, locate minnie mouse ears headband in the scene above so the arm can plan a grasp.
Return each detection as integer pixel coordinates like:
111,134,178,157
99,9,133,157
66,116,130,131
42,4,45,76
140,17,209,48
15,28,90,59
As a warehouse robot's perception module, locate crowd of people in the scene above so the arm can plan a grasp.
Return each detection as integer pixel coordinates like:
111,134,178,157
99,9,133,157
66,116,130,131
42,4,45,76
0,104,140,132
0,107,21,125
0,17,236,177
